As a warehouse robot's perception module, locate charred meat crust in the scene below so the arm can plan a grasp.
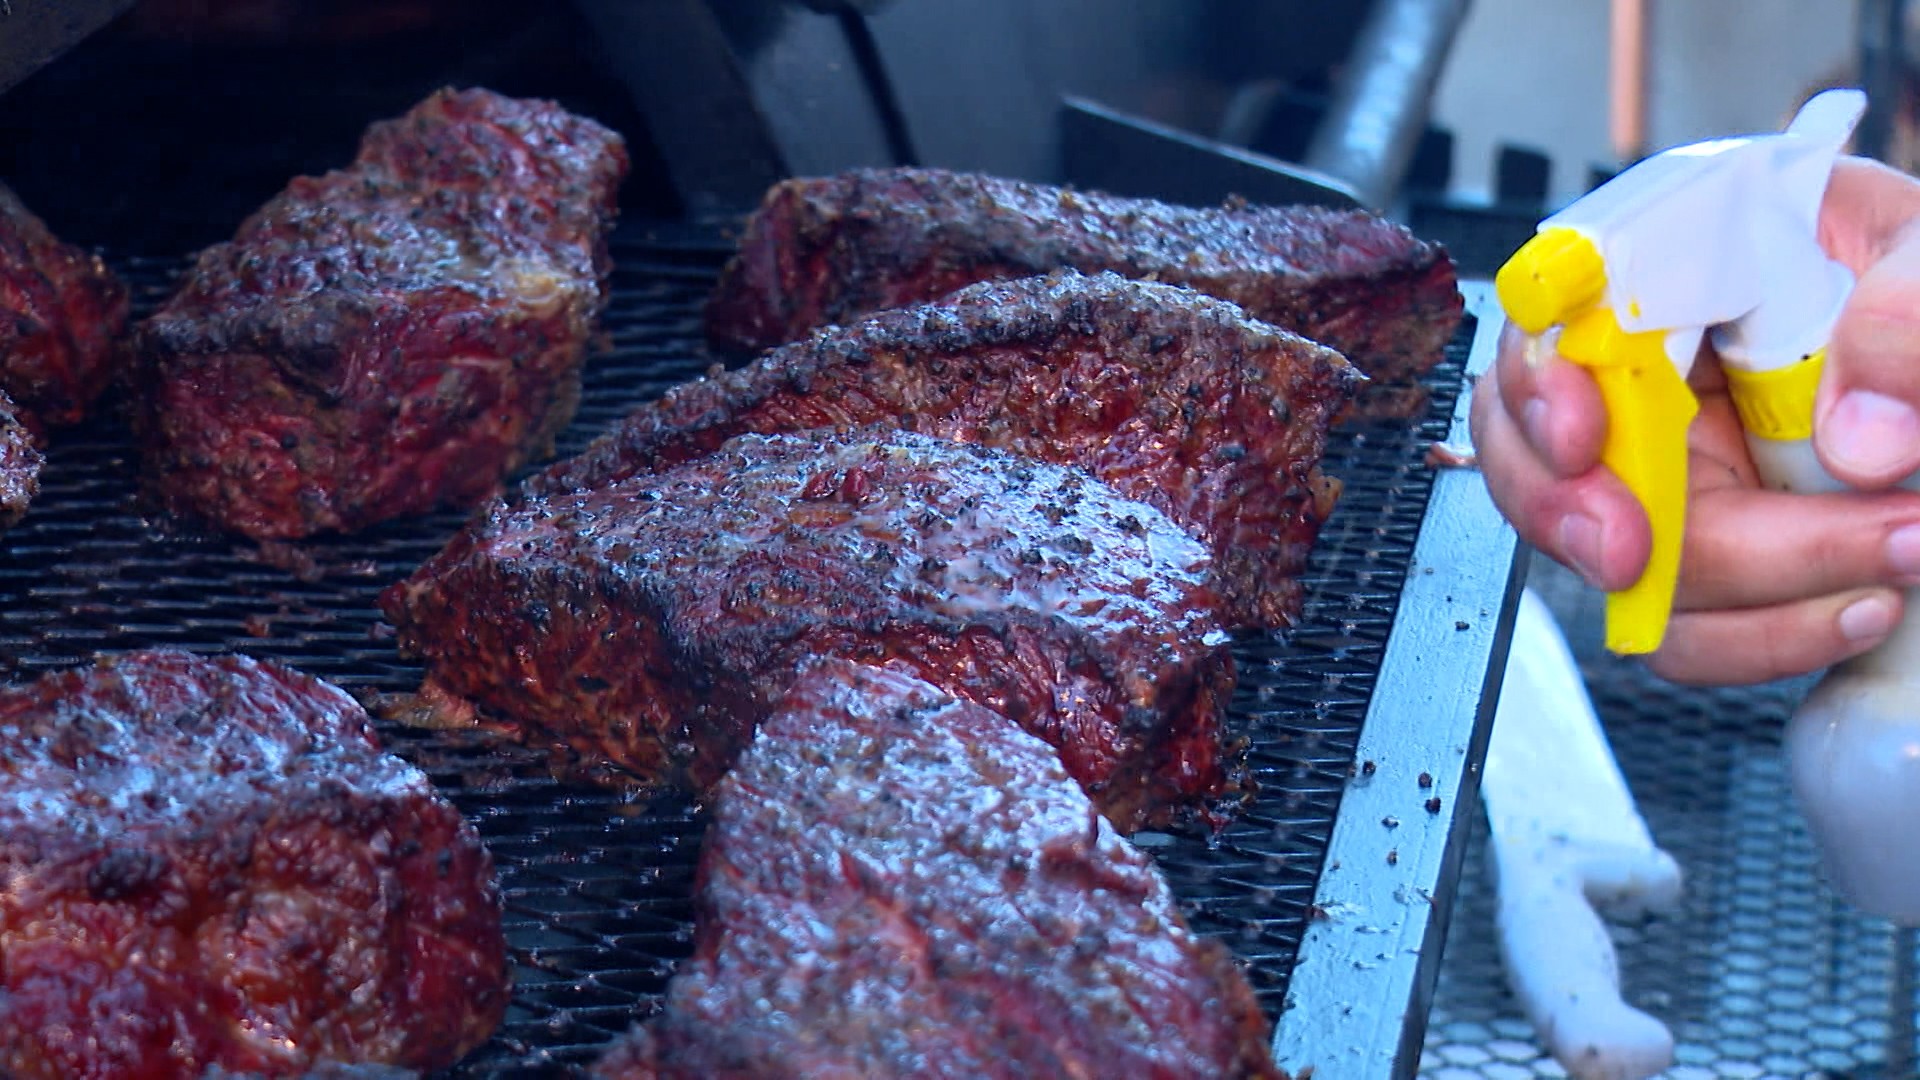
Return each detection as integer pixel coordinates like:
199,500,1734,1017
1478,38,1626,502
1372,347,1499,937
536,270,1360,630
136,86,629,540
0,180,131,434
594,660,1283,1080
704,166,1462,414
0,388,42,529
385,427,1242,833
0,649,509,1077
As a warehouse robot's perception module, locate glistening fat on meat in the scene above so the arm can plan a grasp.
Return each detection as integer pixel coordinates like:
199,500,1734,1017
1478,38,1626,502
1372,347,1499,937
704,165,1462,416
136,86,629,540
534,270,1361,631
0,649,509,1077
593,660,1285,1080
385,426,1242,834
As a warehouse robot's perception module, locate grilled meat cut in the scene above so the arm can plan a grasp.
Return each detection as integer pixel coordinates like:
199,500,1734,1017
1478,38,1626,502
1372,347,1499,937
384,427,1239,832
0,180,130,433
136,86,629,540
536,270,1360,630
0,650,509,1077
0,389,41,529
594,660,1282,1080
704,166,1461,414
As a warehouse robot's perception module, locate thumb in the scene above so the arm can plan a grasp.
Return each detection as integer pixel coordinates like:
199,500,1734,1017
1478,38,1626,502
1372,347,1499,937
1815,219,1920,489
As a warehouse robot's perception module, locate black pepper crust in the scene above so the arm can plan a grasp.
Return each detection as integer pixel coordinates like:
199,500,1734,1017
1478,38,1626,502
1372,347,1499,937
593,660,1285,1080
0,180,130,434
136,86,629,540
704,165,1461,416
0,649,509,1077
386,426,1242,834
536,269,1361,630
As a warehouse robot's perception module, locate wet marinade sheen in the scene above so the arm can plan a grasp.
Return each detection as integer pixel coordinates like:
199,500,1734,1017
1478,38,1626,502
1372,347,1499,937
387,427,1240,834
136,87,629,540
594,660,1284,1080
0,179,130,434
0,650,509,1077
535,270,1361,630
703,165,1462,414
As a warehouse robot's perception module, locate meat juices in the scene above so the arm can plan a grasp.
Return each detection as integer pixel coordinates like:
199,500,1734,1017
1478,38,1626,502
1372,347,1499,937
535,270,1361,630
593,660,1284,1080
0,650,509,1077
0,180,131,434
704,165,1462,415
137,86,629,540
385,427,1241,833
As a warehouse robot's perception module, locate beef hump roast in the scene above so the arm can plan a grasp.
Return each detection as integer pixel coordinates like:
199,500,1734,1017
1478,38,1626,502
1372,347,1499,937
593,659,1284,1080
0,179,130,436
0,649,509,1077
384,426,1242,833
535,270,1361,631
703,165,1461,415
136,86,629,540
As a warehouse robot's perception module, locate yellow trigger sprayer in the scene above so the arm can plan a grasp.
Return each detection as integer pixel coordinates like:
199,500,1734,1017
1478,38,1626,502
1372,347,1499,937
1497,88,1866,656
1497,88,1920,924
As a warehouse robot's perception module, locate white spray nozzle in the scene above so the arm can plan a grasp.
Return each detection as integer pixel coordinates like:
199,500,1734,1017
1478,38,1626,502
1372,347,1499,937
1543,88,1865,372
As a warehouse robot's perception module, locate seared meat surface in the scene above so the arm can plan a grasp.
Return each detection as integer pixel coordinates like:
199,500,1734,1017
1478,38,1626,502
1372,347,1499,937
0,650,509,1077
536,271,1359,629
0,180,130,433
594,661,1283,1080
704,166,1461,413
137,86,628,540
0,389,41,528
384,427,1239,832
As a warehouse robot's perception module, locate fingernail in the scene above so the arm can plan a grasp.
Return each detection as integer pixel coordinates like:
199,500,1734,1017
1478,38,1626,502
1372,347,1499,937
1823,389,1920,478
1499,319,1524,353
1520,327,1560,372
1557,513,1604,584
1498,321,1557,371
1840,592,1898,644
1522,397,1552,456
1888,523,1920,580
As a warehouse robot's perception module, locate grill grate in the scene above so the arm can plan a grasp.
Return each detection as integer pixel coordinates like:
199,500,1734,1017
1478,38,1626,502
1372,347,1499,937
1422,561,1920,1080
0,224,1470,1075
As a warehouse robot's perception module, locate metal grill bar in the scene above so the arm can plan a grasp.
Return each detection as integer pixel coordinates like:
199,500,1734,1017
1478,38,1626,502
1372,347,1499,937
1423,560,1920,1080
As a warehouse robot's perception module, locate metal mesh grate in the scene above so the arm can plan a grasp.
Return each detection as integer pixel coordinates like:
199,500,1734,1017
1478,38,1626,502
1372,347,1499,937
0,225,1471,1075
1421,560,1918,1080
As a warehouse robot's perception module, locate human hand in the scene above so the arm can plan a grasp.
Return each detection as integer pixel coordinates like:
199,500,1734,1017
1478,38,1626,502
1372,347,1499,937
1470,156,1920,686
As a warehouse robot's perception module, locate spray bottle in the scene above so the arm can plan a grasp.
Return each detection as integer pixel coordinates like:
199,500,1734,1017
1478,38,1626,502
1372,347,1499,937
1495,88,1920,923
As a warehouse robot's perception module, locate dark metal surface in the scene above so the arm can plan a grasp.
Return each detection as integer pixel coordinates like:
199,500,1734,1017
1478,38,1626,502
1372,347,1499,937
708,1,902,179
1303,0,1474,211
0,0,134,97
569,0,1408,205
796,0,897,13
1855,0,1910,165
571,0,909,214
1421,560,1920,1079
1059,96,1362,209
863,1,1378,185
0,223,1494,1074
864,0,1201,183
1273,285,1524,1080
569,0,793,216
